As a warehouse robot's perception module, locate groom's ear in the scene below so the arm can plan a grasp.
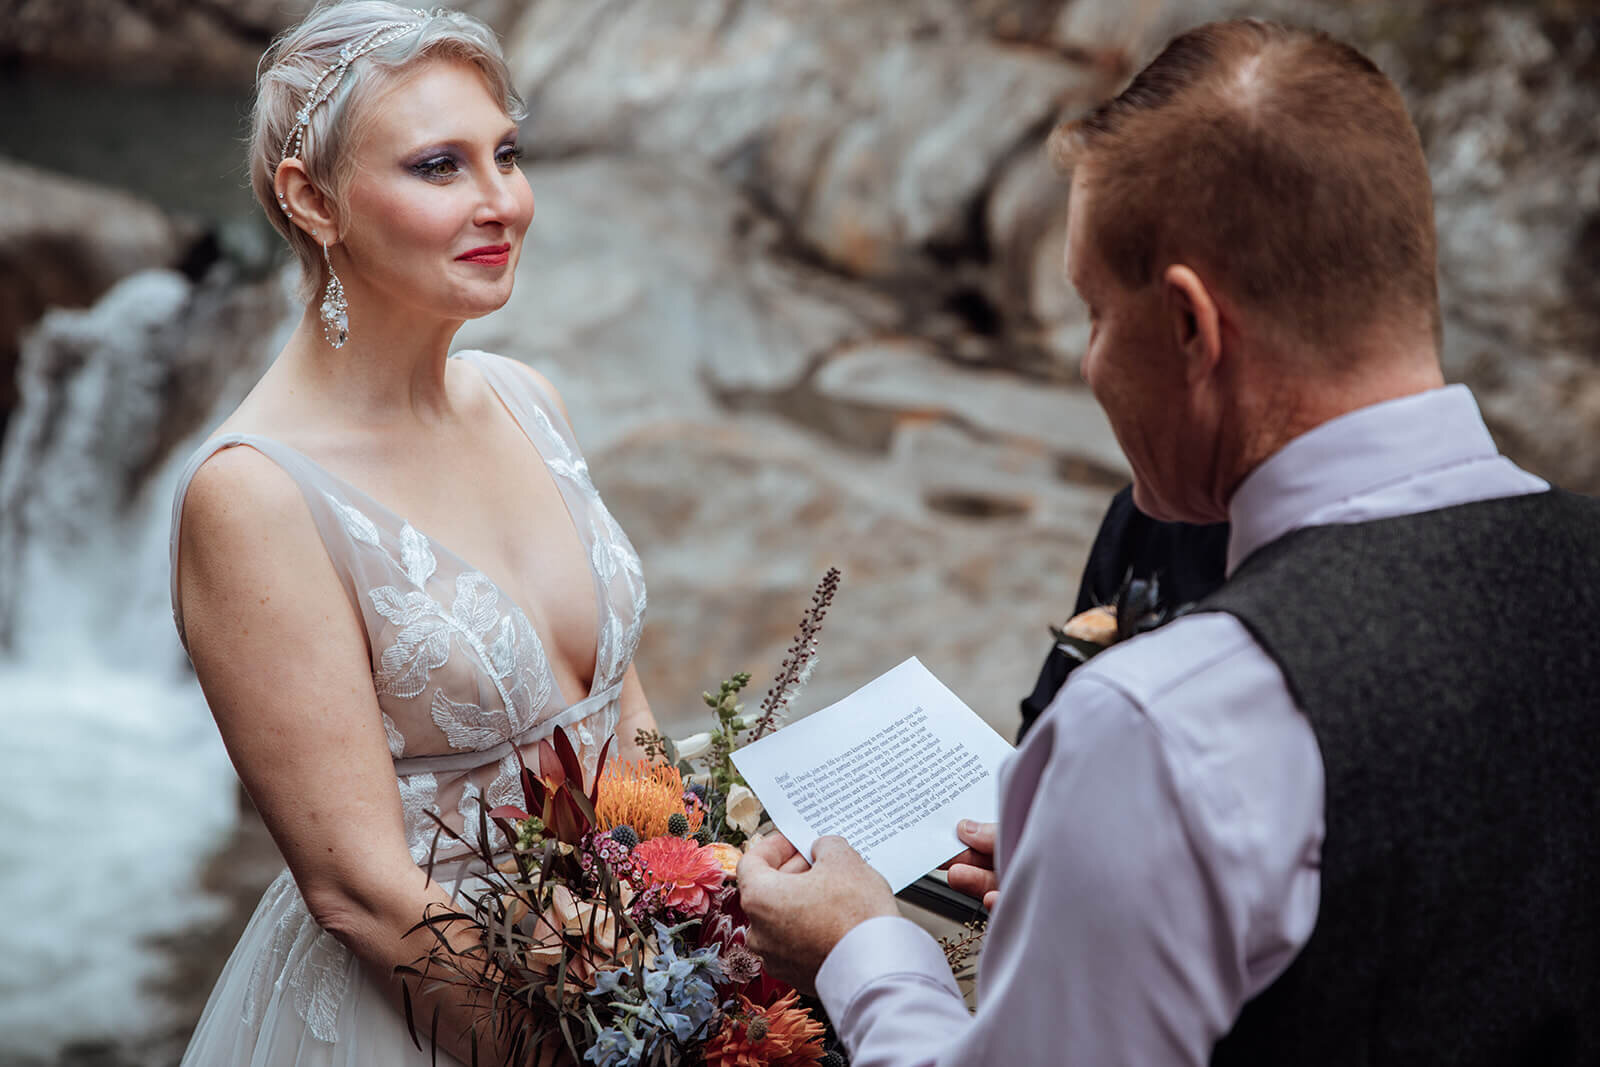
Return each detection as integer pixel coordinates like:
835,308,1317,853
1163,265,1223,384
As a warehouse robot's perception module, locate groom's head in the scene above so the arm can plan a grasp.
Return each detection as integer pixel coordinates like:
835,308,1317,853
1053,20,1445,523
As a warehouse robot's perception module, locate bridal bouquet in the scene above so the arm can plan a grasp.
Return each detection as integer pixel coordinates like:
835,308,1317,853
400,570,847,1067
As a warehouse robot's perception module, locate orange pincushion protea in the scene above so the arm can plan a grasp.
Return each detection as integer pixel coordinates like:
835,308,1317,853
704,991,826,1067
595,759,704,840
633,836,726,915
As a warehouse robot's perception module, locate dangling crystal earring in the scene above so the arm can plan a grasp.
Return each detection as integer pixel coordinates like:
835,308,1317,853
320,241,349,349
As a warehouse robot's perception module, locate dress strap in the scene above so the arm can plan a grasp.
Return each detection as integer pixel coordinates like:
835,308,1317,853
167,433,362,650
455,350,581,452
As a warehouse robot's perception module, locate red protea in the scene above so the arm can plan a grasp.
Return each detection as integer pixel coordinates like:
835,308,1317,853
704,990,826,1067
633,835,726,915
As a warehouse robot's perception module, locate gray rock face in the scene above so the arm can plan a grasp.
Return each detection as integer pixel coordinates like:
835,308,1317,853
0,0,271,84
505,0,1108,279
0,0,526,85
454,157,899,447
591,415,1110,733
1404,7,1600,492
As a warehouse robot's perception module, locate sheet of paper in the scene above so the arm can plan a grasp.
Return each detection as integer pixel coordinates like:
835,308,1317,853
730,656,1014,893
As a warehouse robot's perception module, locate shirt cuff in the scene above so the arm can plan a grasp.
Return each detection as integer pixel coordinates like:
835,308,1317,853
816,915,963,1019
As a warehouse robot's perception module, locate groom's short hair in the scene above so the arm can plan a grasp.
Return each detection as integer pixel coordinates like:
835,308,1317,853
1052,19,1439,354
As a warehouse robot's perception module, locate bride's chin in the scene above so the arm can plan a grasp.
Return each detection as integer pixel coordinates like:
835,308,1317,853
448,288,517,321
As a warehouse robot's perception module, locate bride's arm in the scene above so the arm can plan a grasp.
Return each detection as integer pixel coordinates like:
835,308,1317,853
177,447,543,1065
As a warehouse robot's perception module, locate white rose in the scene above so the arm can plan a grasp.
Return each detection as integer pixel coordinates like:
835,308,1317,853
725,783,764,835
674,731,714,761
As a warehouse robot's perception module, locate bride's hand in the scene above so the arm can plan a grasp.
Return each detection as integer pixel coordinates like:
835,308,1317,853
940,819,999,910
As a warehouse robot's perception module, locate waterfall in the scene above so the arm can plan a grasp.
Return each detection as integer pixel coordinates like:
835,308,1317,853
0,266,288,1060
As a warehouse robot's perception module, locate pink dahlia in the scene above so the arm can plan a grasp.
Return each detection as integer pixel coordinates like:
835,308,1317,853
634,835,727,915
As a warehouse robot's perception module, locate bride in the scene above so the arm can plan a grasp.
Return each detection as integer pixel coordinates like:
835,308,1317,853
168,3,654,1063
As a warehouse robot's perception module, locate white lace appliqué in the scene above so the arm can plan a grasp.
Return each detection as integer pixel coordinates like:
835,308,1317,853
242,407,646,1048
241,872,354,1045
331,502,563,859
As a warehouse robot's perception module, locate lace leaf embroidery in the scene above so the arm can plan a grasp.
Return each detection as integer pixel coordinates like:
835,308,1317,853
397,770,441,864
431,688,513,752
508,614,556,730
452,571,501,636
381,712,406,759
399,522,436,588
371,590,453,699
487,615,518,676
241,872,355,1044
325,492,380,547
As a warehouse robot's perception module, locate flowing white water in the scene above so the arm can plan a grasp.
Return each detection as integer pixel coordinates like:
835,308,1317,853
0,452,238,1060
0,277,253,1060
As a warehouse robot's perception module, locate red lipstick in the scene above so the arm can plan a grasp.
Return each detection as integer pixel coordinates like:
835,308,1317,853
456,243,511,266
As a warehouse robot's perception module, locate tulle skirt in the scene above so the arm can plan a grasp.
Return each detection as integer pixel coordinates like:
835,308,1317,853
180,868,467,1067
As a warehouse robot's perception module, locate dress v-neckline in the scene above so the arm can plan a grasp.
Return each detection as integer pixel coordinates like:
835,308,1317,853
204,353,606,708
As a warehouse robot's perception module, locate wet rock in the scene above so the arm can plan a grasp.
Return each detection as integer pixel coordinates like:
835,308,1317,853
0,0,270,84
504,0,1105,278
0,0,523,86
1407,7,1600,492
985,142,1077,333
0,158,204,443
813,338,1126,477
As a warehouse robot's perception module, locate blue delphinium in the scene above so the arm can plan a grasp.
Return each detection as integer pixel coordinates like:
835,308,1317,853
584,921,726,1067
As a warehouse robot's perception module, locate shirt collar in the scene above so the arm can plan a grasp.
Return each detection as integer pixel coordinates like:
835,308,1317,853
1226,385,1500,574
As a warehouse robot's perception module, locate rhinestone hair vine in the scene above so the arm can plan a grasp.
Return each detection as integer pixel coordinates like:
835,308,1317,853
277,10,435,165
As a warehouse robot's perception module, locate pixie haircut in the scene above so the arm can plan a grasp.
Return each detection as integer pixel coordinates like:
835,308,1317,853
249,1,526,297
1052,19,1439,351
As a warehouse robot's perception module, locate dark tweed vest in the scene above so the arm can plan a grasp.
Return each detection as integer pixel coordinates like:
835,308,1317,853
1202,489,1600,1067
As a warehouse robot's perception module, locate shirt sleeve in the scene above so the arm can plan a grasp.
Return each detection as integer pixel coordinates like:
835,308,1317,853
815,620,1322,1067
815,916,971,1067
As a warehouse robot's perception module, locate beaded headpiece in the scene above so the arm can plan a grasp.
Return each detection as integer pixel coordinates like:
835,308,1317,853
278,11,433,164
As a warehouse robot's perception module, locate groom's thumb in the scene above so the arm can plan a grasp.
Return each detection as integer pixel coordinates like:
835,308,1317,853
810,835,859,865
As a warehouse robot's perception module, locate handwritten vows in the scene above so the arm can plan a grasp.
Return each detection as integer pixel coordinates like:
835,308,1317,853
731,657,1013,892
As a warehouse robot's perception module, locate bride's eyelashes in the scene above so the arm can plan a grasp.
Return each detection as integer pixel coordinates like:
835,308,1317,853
409,153,462,180
404,142,523,182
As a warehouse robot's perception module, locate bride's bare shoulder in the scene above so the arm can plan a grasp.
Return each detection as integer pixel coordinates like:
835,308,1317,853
179,444,314,574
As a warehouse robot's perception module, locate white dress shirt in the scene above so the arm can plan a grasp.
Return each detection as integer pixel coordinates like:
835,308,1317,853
815,386,1547,1066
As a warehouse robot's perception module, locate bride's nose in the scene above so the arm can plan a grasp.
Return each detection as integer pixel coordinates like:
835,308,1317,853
472,170,530,229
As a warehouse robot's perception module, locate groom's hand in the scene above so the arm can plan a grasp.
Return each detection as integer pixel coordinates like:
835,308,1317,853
941,819,1000,910
738,833,898,995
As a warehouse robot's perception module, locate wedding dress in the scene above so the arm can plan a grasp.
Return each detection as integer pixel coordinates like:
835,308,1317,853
168,350,646,1066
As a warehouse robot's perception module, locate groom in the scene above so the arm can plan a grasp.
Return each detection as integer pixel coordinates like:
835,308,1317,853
739,18,1600,1065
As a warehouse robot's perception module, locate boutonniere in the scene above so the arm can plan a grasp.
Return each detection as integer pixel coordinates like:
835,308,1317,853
1049,570,1197,666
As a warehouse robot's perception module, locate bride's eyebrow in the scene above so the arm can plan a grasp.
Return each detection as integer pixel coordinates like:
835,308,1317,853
399,126,521,159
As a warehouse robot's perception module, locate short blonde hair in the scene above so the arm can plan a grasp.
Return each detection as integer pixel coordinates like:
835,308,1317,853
1052,19,1439,353
248,1,526,297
